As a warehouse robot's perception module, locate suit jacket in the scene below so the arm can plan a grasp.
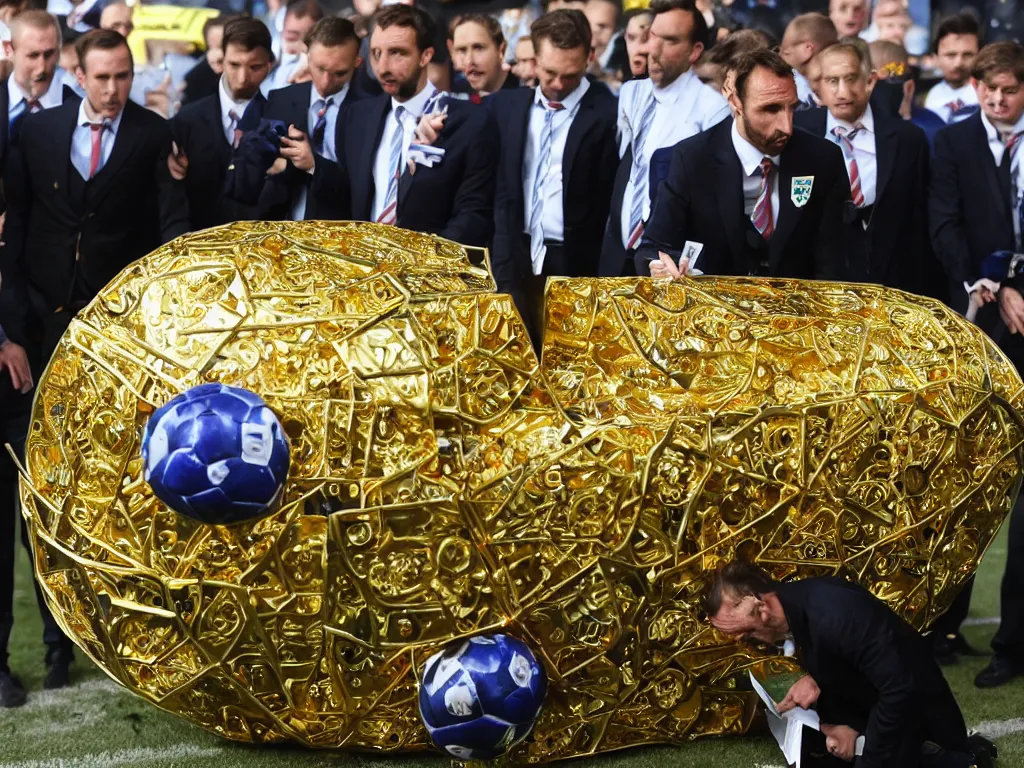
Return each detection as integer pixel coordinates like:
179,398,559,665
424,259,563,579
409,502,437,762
0,80,77,205
929,112,1014,313
0,98,189,345
794,107,933,295
181,58,220,107
776,577,968,768
171,91,266,231
254,81,371,220
489,85,618,295
307,94,497,246
636,118,849,280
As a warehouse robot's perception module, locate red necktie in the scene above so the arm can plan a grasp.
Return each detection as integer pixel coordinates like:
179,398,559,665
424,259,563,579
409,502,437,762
88,123,104,179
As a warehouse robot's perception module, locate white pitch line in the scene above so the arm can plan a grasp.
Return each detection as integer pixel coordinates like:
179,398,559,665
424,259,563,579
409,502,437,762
973,718,1024,740
963,616,1001,627
13,679,123,714
0,745,223,768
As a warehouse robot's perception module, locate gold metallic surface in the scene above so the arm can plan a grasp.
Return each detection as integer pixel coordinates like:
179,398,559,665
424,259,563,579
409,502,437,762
19,222,1024,761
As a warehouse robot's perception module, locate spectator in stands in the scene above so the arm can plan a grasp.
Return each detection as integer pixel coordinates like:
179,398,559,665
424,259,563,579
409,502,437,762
170,17,271,230
511,33,537,87
619,8,652,81
868,39,945,151
306,5,497,245
490,9,617,342
829,0,867,38
600,0,728,278
693,27,774,94
263,0,321,94
924,12,980,124
182,15,230,106
98,0,130,39
780,13,838,109
449,13,518,101
585,0,619,76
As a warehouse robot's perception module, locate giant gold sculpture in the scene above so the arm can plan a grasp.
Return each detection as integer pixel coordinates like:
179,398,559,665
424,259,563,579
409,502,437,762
18,222,1024,762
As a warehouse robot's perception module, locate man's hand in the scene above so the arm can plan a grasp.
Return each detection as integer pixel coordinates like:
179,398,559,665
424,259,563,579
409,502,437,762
821,723,858,762
280,125,314,172
777,675,820,713
266,157,288,175
1000,285,1024,335
407,112,447,175
167,141,188,181
0,341,32,394
649,251,688,279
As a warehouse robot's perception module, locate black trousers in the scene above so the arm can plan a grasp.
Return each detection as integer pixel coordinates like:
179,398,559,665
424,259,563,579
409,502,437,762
992,494,1024,661
0,309,78,671
516,234,567,352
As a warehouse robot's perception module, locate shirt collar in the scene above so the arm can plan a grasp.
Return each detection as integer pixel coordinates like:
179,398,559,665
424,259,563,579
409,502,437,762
731,118,780,176
981,108,1024,142
311,81,349,109
219,75,252,120
533,77,590,112
8,72,65,112
392,81,437,119
826,102,875,136
652,68,695,104
76,98,124,134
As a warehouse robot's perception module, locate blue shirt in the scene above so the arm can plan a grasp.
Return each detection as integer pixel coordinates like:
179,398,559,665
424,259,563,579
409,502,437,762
911,106,946,155
70,100,124,180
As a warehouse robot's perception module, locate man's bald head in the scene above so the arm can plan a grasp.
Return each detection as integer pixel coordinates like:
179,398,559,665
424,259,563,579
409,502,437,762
100,1,134,38
781,12,838,71
5,10,61,100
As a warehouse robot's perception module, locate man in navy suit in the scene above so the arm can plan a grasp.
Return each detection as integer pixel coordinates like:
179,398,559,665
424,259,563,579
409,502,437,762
248,17,369,220
488,9,617,343
794,40,932,294
304,5,496,245
168,17,272,231
930,41,1024,689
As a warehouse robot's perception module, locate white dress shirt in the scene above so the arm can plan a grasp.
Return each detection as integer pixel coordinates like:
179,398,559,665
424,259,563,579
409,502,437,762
293,82,347,220
732,119,780,223
826,103,877,208
924,81,979,124
980,110,1024,252
617,70,730,248
70,100,123,180
371,82,437,223
7,72,66,121
262,53,304,97
522,79,589,273
794,70,817,107
219,76,253,146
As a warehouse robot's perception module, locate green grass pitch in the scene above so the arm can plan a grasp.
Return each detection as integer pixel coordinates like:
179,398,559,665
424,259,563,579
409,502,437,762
2,527,1023,768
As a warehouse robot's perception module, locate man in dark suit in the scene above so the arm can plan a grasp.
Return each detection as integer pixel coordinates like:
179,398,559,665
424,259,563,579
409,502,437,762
304,5,497,246
794,40,931,293
169,17,272,232
0,29,188,695
931,41,1024,689
636,49,849,281
489,9,617,341
245,17,368,221
181,15,230,107
707,562,994,768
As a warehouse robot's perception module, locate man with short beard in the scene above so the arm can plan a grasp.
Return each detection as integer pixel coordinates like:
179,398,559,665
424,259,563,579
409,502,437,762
924,12,981,124
635,49,848,280
306,4,496,246
599,0,728,278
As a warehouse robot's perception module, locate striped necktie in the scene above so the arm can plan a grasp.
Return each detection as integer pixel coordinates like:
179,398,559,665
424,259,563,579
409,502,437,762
751,157,774,239
529,100,564,271
376,106,405,225
625,92,657,250
832,124,865,207
311,97,332,155
228,109,243,148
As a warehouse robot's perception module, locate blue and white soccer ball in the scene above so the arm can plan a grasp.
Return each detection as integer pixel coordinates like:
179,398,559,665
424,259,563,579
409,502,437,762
141,383,290,524
419,634,547,761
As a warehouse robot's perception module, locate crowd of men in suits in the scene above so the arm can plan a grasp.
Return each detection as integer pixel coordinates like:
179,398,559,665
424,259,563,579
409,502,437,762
0,0,1022,742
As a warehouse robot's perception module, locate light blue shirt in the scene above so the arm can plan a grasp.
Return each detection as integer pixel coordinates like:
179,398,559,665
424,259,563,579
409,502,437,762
292,82,347,220
70,100,124,180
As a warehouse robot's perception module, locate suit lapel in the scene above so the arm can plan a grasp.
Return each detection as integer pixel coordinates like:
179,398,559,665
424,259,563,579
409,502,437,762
970,114,1014,224
292,82,312,134
561,89,598,199
512,88,533,203
88,104,143,199
769,152,801,270
710,122,747,267
358,96,390,221
55,100,79,196
873,113,897,204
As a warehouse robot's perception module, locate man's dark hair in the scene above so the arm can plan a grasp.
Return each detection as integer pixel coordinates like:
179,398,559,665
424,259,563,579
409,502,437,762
649,0,708,50
933,11,980,53
202,14,233,47
732,48,794,100
622,7,653,29
305,16,359,50
449,13,504,47
222,17,274,58
705,561,780,618
707,27,774,67
75,28,132,71
373,5,437,54
285,0,324,22
971,40,1024,83
531,8,593,55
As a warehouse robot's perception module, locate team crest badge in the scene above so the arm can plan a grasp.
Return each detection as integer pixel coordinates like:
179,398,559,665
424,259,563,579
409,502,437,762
791,176,814,207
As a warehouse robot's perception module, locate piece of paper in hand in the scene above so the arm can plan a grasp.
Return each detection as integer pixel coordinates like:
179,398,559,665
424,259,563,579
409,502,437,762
408,144,445,169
